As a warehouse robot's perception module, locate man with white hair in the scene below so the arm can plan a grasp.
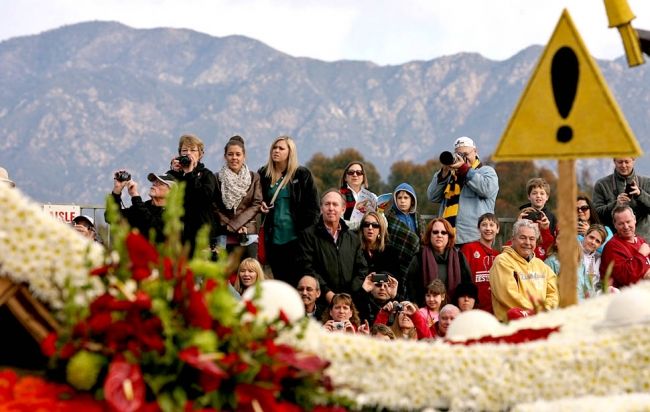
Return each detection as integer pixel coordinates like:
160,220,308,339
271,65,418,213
434,304,460,338
427,136,499,246
489,219,558,322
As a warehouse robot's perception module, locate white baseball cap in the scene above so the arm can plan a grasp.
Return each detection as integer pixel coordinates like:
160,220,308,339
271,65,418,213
454,136,476,149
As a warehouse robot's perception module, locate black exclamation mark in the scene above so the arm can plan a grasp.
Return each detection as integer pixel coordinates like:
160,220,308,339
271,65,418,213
551,46,579,143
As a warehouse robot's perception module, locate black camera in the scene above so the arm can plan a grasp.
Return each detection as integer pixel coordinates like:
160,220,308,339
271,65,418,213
393,302,403,313
439,151,465,166
625,182,635,195
176,155,191,167
238,233,249,245
372,273,389,284
114,170,131,182
524,210,543,222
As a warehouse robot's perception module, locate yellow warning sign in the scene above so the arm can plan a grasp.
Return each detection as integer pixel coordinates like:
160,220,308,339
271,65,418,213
493,9,643,161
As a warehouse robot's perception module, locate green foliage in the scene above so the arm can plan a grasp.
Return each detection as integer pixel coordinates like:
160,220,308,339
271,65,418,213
306,148,383,193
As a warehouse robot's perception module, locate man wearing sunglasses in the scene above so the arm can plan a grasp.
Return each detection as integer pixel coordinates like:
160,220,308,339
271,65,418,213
355,273,400,325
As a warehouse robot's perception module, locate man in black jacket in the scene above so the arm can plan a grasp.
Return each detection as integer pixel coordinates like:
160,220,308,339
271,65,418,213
298,189,368,303
167,134,218,253
109,172,175,242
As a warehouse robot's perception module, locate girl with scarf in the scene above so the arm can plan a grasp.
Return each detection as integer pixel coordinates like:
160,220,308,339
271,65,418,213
408,217,472,306
213,135,263,261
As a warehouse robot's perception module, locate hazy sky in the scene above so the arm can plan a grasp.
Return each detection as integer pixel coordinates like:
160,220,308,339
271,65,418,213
2,0,650,65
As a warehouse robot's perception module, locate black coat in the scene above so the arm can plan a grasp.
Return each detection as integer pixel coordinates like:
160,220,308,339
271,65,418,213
298,217,368,297
257,165,320,242
108,193,165,242
168,162,217,249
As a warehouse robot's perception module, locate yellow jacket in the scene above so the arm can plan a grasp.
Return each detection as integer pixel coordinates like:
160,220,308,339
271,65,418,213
489,246,559,322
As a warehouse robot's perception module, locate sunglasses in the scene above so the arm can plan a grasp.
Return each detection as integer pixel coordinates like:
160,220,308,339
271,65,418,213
431,230,448,235
346,170,364,176
361,222,380,229
577,205,590,213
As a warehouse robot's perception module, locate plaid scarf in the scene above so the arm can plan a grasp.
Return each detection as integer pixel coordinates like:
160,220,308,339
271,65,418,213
442,158,481,229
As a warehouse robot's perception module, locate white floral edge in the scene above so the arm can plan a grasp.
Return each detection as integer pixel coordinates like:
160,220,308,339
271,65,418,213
0,184,104,313
283,281,650,411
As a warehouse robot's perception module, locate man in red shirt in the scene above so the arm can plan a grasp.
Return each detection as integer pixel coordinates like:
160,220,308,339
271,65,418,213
600,205,650,287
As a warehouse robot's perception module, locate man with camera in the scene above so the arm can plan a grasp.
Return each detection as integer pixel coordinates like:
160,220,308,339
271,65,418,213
167,134,218,253
427,136,499,246
108,170,176,242
600,205,650,288
593,157,650,239
354,273,400,325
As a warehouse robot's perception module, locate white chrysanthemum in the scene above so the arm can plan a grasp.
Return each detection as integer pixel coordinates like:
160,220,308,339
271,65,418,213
0,184,104,318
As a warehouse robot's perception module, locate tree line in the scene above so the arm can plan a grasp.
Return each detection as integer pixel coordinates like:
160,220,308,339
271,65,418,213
306,148,596,219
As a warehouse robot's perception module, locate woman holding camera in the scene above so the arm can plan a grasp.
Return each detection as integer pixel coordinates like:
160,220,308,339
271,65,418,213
339,161,378,230
359,211,403,294
374,301,431,340
408,217,472,306
258,136,319,285
576,194,612,253
321,293,363,333
213,135,262,261
168,133,217,253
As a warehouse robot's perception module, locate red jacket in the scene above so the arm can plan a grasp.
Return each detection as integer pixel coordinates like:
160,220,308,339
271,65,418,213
374,308,432,340
460,241,500,313
600,234,650,287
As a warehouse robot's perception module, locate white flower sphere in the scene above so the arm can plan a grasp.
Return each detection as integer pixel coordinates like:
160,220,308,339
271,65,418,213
241,279,305,323
598,287,650,328
446,309,503,342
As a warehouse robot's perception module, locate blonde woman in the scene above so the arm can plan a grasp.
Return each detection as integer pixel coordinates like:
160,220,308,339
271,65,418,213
234,258,266,295
258,136,319,285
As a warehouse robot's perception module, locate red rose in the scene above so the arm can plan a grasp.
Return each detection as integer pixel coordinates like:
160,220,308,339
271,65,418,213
40,332,58,357
126,232,159,281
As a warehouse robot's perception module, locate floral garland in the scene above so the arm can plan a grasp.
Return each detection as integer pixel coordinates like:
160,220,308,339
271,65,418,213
284,284,650,411
0,185,104,312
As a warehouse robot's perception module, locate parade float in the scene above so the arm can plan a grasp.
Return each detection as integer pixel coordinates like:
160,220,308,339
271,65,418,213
3,175,650,411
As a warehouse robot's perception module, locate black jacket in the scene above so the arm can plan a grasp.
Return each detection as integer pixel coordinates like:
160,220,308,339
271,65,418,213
258,165,319,241
167,162,217,249
108,193,165,242
298,217,368,297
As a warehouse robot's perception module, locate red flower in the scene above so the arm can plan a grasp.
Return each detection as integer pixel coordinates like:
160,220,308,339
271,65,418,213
90,263,113,276
104,358,146,412
244,300,257,315
126,232,159,281
13,376,72,400
273,344,330,374
187,290,212,330
40,332,58,357
87,312,113,334
59,343,77,359
179,347,227,392
0,369,18,403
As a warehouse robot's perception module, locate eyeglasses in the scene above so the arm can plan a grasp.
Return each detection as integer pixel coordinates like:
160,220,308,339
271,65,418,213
180,148,200,154
431,230,448,235
346,170,364,176
297,286,315,292
361,222,380,229
577,206,590,213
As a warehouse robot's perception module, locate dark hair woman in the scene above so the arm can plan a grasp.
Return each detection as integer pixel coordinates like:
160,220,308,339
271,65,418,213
258,136,319,286
213,135,263,261
408,217,472,306
576,193,613,253
339,161,378,230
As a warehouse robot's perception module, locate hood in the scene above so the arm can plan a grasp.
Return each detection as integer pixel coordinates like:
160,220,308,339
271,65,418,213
392,182,417,214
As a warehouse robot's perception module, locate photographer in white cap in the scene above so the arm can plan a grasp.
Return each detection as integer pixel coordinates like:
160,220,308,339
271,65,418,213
427,136,499,247
107,171,176,242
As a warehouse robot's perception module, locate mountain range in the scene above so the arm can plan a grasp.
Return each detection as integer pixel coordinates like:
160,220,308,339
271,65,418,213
1,21,649,205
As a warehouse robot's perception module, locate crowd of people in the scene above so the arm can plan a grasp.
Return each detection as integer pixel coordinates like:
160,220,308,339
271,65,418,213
3,132,650,341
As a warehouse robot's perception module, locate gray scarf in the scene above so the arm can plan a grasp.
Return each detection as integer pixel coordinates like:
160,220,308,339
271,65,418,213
218,164,251,210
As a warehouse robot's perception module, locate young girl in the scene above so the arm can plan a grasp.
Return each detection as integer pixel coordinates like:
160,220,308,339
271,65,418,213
233,258,265,295
417,280,446,334
460,213,500,313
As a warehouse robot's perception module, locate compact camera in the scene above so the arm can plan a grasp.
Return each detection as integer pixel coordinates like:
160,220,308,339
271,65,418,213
333,321,345,330
372,273,389,284
439,151,465,166
114,170,131,182
393,302,404,313
176,155,192,167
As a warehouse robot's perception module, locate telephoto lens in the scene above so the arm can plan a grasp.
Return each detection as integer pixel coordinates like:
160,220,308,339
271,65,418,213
439,151,464,166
